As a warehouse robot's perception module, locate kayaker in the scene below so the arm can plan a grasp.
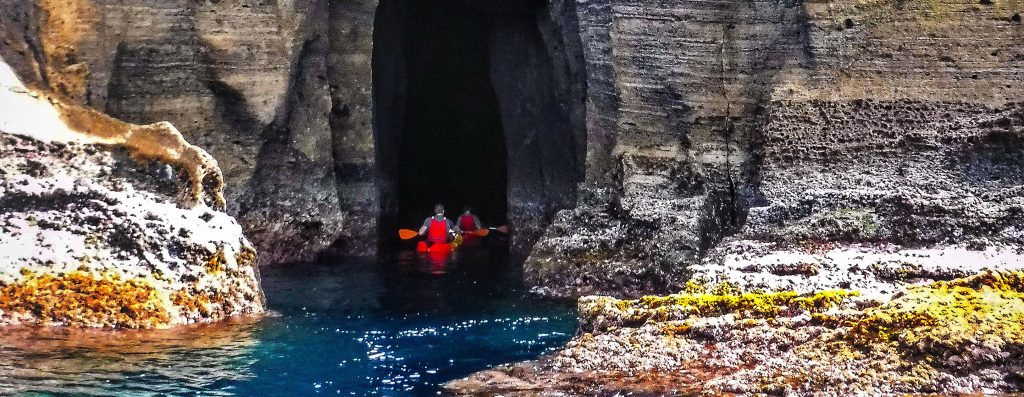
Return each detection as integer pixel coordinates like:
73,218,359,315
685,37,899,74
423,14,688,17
418,204,460,244
457,206,483,234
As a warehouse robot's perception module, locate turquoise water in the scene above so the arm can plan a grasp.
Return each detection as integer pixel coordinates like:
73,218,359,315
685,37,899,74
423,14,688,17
0,251,577,396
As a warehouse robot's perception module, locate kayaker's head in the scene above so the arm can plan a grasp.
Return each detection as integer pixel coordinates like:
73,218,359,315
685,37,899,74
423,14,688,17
463,205,472,214
434,204,444,216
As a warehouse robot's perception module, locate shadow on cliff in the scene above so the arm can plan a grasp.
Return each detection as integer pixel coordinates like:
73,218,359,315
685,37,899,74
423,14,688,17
232,35,356,264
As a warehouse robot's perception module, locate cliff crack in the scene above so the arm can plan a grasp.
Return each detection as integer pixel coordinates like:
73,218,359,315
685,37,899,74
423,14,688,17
719,27,739,228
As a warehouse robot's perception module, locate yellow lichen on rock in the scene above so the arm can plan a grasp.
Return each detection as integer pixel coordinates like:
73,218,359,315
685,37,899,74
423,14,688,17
0,270,170,329
581,287,861,332
848,270,1024,356
235,246,258,268
633,289,858,319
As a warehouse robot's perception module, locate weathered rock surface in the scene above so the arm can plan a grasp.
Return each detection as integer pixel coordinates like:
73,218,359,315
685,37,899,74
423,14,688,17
0,58,264,328
526,0,1024,297
447,270,1024,395
0,0,379,263
1,0,1020,296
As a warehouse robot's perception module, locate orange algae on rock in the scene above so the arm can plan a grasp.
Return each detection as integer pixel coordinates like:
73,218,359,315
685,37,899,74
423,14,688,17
0,270,169,328
235,246,257,268
205,248,227,274
171,288,215,318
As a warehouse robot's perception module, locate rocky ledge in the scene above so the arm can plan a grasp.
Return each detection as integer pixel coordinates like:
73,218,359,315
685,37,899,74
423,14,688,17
0,59,264,328
447,268,1024,395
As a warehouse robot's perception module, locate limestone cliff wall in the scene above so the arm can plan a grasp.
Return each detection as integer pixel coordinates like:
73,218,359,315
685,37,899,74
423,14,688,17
527,0,1024,297
0,0,585,262
4,0,1021,280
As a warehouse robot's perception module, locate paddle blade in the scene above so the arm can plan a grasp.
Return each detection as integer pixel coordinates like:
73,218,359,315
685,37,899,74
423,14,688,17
494,225,509,234
399,229,419,240
473,229,490,237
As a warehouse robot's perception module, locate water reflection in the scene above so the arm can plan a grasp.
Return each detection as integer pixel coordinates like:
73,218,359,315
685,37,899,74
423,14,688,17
0,317,262,396
0,255,576,395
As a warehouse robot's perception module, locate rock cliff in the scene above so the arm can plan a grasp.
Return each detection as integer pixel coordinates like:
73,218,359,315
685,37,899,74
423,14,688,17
0,0,587,262
526,0,1024,297
2,0,1021,283
0,58,264,328
0,0,379,263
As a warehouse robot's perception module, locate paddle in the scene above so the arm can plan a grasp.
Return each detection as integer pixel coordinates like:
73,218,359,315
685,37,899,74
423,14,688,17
398,229,419,240
466,226,508,237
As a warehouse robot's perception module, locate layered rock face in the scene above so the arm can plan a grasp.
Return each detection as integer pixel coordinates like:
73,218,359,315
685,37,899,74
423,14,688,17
3,0,1020,277
0,0,585,261
527,0,1024,297
0,59,264,328
0,0,379,263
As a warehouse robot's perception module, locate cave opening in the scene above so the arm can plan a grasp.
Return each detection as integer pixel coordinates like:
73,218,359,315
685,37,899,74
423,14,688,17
373,0,585,254
394,2,507,236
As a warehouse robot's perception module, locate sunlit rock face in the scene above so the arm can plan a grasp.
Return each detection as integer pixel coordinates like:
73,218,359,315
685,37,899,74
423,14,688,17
525,0,1024,297
0,59,264,328
0,0,378,263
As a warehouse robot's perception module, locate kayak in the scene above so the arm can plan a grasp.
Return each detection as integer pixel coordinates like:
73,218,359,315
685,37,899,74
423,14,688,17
415,234,463,253
415,234,462,273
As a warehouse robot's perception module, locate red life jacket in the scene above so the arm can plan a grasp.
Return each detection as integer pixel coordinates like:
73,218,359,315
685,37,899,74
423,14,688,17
427,218,449,243
458,214,477,232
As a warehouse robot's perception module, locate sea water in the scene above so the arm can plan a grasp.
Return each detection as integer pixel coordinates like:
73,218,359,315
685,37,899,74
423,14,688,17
0,251,577,396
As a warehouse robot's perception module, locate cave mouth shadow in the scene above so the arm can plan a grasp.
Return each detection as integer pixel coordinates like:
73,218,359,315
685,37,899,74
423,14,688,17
373,0,583,256
394,1,508,238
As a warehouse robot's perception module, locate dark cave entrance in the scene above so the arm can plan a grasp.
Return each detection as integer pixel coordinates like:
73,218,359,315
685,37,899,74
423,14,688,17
373,0,586,253
394,2,508,235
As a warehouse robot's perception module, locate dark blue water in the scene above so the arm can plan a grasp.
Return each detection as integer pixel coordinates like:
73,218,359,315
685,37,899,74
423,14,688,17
0,251,576,396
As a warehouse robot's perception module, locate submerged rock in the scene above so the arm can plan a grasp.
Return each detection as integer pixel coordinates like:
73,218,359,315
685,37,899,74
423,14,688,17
446,270,1024,395
0,58,264,328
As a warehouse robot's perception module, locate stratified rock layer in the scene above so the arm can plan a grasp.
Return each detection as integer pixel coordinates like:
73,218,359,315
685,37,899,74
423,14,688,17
1,0,1020,283
526,0,1024,297
0,0,378,263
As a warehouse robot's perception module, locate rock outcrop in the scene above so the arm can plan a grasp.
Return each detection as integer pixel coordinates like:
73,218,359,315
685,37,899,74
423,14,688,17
0,58,264,328
446,270,1024,395
0,0,379,263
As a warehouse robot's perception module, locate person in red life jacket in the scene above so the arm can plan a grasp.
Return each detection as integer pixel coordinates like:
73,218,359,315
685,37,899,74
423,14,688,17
417,204,460,244
457,206,483,233
457,206,484,247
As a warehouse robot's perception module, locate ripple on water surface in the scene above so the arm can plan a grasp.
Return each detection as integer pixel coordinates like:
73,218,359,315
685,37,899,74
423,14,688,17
0,253,577,396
